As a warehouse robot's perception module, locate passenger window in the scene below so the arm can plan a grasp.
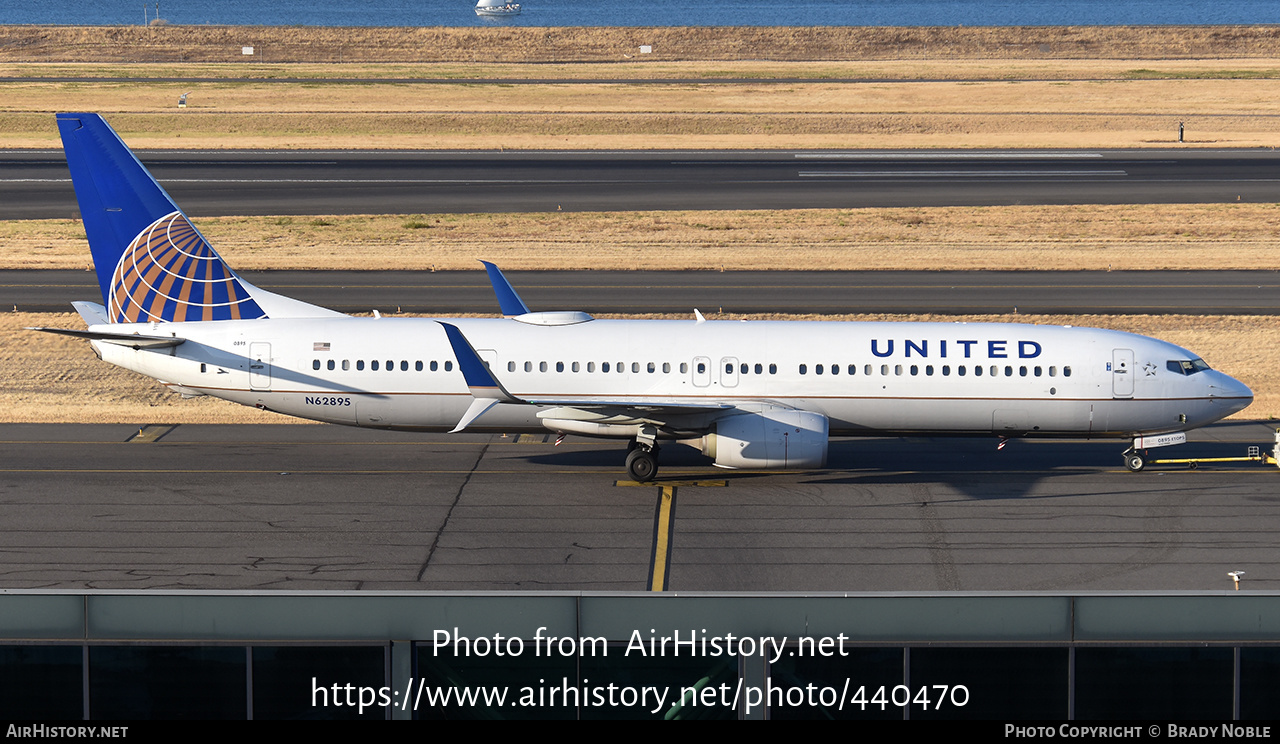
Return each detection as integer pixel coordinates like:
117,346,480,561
1019,366,1027,377
864,364,872,375
603,362,611,373
372,360,380,371
942,365,950,376
663,363,671,373
357,360,365,371
881,364,888,375
650,362,657,373
508,361,515,372
958,365,966,376
816,365,824,375
755,364,763,374
681,363,689,374
799,364,807,375
342,360,350,371
588,362,596,372
313,360,320,370
909,365,918,376
1034,366,1042,377
401,361,408,371
327,360,335,371
540,362,548,372
633,362,641,373
386,360,393,371
1064,366,1072,377
895,365,903,375
1005,366,1013,376
830,364,838,375
431,361,439,371
1049,366,1057,377
848,364,856,375
416,361,423,372
769,364,777,374
445,361,453,371
974,365,983,376
925,365,933,376
556,362,564,373
573,362,580,373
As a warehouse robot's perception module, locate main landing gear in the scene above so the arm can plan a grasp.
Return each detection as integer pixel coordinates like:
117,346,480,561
626,445,660,482
625,426,661,482
1123,449,1146,472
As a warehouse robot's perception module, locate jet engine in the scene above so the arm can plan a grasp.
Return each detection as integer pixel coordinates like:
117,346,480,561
700,407,828,469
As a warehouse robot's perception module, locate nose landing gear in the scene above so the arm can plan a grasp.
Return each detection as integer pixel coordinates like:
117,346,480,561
1123,449,1146,472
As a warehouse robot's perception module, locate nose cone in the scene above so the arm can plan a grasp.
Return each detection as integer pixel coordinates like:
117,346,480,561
1209,371,1253,417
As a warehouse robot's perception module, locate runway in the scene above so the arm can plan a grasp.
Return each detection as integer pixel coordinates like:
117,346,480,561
7,269,1280,315
3,422,1278,592
5,148,1280,218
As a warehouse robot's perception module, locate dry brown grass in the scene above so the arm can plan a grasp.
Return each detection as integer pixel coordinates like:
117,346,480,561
5,311,1273,423
3,26,1280,64
8,204,1280,273
4,71,1280,149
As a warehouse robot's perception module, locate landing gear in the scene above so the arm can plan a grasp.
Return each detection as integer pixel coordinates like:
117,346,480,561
1123,450,1146,472
624,425,661,482
626,445,659,482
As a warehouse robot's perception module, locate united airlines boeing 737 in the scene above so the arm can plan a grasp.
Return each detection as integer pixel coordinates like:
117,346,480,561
35,113,1253,481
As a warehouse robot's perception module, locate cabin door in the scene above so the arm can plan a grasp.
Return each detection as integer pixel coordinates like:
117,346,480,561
1112,349,1134,398
249,342,271,391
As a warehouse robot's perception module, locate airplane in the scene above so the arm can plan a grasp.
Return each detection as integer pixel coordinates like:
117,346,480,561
34,112,1254,482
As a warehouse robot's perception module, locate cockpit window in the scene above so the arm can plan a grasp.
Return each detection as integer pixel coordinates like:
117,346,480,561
1167,358,1211,375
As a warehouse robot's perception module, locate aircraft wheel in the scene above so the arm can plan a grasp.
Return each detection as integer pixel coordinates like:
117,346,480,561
1124,452,1146,472
626,448,659,482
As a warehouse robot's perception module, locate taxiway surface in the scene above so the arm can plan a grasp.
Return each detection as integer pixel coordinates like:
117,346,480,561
4,422,1278,592
6,148,1280,218
7,269,1280,315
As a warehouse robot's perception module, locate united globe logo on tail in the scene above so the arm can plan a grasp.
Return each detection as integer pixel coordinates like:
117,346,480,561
109,211,267,323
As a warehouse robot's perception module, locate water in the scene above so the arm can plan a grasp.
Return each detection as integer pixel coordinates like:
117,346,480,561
3,0,1280,28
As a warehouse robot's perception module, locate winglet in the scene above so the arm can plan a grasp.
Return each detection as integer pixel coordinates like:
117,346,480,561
480,261,532,317
438,322,523,432
438,322,518,401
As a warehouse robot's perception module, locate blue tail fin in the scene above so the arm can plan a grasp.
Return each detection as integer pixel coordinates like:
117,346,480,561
57,113,266,323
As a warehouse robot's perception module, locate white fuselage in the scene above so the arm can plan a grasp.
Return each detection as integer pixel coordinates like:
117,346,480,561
90,316,1253,440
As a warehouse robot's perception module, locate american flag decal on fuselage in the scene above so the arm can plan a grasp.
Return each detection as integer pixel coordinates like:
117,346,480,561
109,211,267,323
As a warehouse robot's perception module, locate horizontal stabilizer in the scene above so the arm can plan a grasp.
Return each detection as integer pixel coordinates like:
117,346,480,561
71,301,109,327
27,326,185,349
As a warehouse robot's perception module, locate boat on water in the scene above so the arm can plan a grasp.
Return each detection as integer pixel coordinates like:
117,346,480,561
475,0,521,15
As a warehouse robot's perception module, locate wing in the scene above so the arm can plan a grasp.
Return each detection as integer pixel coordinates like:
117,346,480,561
438,321,739,433
27,326,185,349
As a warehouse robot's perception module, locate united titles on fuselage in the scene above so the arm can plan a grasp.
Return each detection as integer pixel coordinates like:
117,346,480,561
869,339,1043,359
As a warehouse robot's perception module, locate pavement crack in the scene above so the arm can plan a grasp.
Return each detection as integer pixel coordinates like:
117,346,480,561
416,439,489,582
916,484,961,591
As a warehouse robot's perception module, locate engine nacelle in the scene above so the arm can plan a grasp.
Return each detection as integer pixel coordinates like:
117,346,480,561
700,408,828,469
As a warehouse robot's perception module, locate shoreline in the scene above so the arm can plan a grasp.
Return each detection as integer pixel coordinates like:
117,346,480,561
2,25,1279,63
